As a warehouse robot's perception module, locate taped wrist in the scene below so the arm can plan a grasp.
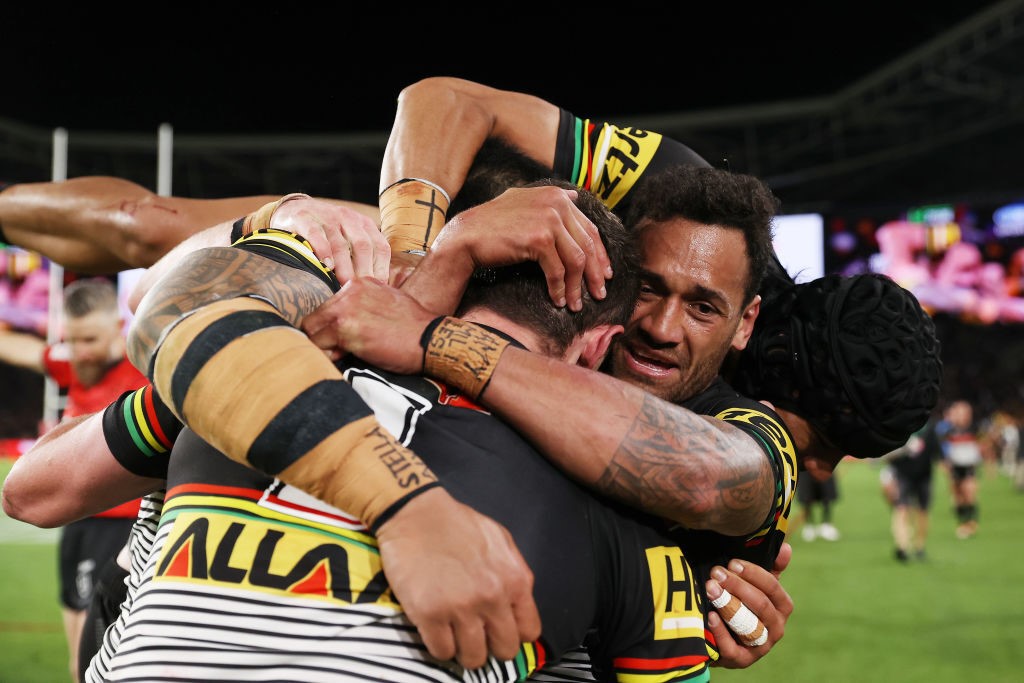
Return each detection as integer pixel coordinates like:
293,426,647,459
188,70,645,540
421,316,511,401
102,384,183,478
231,192,311,242
150,296,438,529
379,178,450,260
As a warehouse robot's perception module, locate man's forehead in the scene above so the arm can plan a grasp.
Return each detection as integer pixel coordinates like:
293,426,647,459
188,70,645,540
637,219,750,298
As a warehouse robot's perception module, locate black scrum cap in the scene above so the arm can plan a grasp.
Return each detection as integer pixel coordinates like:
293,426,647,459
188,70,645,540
737,273,943,458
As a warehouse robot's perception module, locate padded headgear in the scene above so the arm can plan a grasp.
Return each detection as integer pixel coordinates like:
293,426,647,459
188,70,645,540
736,273,942,458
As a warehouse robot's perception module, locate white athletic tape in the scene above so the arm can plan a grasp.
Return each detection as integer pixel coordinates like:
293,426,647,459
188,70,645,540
710,587,768,647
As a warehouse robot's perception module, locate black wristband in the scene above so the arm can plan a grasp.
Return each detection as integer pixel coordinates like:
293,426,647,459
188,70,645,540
369,481,443,534
230,217,246,244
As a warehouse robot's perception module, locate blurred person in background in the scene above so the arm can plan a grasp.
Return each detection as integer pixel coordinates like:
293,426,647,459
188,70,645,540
793,471,841,542
881,418,943,562
937,399,984,539
0,276,147,683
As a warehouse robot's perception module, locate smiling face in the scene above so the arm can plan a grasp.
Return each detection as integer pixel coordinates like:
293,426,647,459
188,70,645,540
605,217,760,403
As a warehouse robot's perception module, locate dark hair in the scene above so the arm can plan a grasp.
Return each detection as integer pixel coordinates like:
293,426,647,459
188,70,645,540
457,179,640,355
622,165,780,305
736,273,943,458
447,137,550,218
63,277,119,318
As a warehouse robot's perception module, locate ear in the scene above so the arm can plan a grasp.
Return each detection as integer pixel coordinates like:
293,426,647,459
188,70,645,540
570,324,623,370
732,294,761,352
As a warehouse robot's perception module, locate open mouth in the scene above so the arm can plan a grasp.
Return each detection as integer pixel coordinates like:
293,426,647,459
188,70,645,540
623,345,677,378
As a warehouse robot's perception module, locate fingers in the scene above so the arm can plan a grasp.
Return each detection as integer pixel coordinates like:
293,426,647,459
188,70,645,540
705,558,791,669
550,190,610,312
709,587,767,646
773,541,793,577
271,199,389,284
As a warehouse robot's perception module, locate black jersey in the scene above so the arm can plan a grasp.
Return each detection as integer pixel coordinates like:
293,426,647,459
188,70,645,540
101,353,715,682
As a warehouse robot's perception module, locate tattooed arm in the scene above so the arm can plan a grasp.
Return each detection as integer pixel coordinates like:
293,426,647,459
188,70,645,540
475,347,775,534
127,244,541,669
128,246,331,370
297,277,776,535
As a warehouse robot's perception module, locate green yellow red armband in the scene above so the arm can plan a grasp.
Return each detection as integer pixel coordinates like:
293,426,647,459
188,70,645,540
150,296,439,530
379,178,450,259
102,384,183,479
420,316,511,401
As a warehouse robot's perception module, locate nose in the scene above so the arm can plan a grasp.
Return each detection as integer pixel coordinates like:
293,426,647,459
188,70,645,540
637,298,685,348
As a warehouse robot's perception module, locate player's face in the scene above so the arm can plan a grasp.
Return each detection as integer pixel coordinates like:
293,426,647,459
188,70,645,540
606,218,758,403
65,310,123,385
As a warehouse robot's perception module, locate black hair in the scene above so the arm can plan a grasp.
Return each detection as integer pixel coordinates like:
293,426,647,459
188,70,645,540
622,165,780,305
457,178,640,355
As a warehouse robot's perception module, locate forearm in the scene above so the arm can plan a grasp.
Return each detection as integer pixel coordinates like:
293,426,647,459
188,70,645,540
0,330,45,371
0,177,277,270
479,348,775,533
1,413,160,527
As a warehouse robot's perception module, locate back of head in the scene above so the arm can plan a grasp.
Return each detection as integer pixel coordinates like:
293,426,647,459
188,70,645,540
457,179,640,354
622,165,780,304
62,277,119,319
736,272,943,458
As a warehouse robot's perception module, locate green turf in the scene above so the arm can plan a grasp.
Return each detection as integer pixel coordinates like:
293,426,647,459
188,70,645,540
2,456,1023,682
1,458,67,682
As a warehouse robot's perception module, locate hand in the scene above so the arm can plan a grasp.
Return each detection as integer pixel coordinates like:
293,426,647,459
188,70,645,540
301,278,435,368
375,487,540,668
707,542,794,668
432,185,612,311
271,198,390,284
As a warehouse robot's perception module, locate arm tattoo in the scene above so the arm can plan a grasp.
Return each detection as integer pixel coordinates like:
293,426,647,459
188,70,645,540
595,393,774,532
128,247,333,372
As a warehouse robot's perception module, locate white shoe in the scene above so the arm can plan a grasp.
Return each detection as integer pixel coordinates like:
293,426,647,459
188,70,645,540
818,523,841,541
801,525,817,542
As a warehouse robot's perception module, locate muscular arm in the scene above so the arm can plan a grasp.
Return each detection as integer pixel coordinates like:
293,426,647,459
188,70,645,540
380,77,560,199
0,177,381,275
1,412,162,527
451,345,774,534
0,177,279,272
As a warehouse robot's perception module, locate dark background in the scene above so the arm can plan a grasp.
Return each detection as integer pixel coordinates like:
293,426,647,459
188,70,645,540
3,4,991,134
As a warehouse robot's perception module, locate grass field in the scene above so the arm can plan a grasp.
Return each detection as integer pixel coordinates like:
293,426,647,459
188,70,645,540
2,456,1023,682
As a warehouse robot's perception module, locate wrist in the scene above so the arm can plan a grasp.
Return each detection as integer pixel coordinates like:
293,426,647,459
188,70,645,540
236,192,311,240
379,178,450,263
420,316,511,400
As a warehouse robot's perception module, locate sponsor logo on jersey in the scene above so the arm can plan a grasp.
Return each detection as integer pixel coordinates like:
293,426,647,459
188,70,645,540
588,124,662,210
645,545,705,640
155,502,396,608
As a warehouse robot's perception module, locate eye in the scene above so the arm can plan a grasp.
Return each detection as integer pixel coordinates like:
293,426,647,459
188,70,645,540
691,301,718,317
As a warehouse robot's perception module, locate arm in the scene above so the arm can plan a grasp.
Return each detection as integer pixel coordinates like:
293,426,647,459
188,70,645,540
1,411,163,527
0,177,280,272
128,240,539,668
0,327,46,372
126,195,385,314
380,77,560,200
302,277,774,534
0,177,381,275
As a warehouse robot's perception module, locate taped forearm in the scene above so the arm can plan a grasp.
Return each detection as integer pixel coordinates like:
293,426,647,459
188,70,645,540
379,178,450,259
150,296,438,529
421,316,511,401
